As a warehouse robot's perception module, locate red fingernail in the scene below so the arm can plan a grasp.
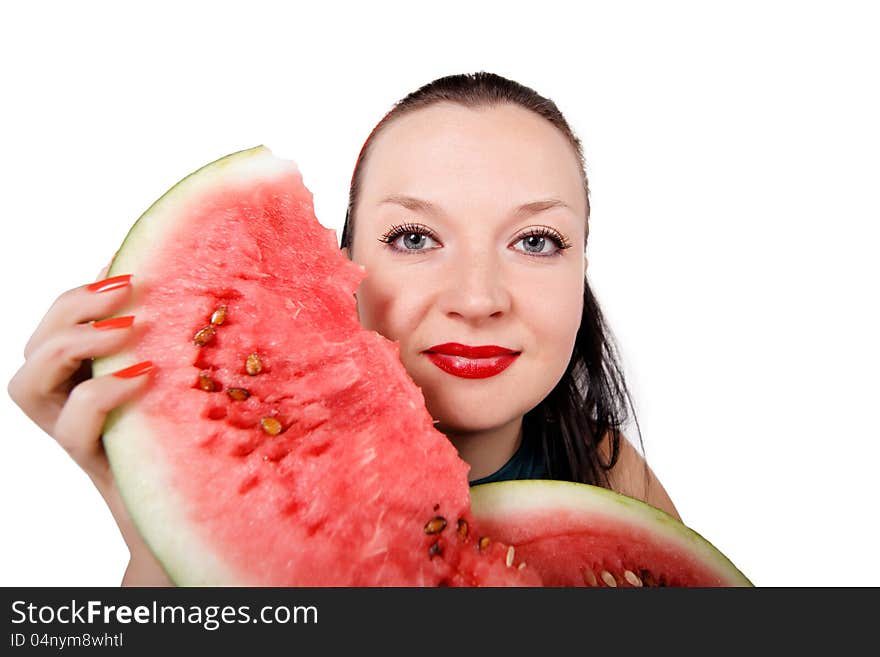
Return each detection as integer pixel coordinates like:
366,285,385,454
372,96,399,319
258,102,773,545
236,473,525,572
87,274,132,293
93,315,135,330
113,360,154,378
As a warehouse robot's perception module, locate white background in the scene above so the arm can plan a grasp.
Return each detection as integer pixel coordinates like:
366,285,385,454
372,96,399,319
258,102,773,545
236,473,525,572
1,1,877,587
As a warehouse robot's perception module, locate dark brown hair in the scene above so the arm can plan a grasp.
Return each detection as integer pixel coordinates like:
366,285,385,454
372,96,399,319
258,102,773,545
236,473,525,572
341,72,643,488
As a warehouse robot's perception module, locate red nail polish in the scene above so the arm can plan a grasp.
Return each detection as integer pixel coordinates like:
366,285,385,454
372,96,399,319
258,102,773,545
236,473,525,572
93,315,135,330
87,274,132,294
113,360,154,378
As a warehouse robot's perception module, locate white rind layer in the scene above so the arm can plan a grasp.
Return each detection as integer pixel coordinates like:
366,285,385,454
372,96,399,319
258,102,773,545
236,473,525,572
470,480,753,586
92,145,299,585
103,408,241,585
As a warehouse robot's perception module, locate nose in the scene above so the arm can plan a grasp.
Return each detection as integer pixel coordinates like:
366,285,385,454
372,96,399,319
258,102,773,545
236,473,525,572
437,251,512,323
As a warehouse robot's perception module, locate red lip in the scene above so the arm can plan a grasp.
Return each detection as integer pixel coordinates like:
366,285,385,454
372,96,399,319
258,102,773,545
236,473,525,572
425,343,519,358
424,343,521,379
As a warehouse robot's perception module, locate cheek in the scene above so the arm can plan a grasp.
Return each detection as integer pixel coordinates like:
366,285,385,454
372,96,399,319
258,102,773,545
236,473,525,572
522,273,583,359
353,274,386,334
353,264,426,341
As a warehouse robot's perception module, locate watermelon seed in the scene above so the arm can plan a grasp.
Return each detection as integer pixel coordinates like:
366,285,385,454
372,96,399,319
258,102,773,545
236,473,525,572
624,570,643,587
456,518,469,540
600,570,617,587
198,372,217,392
227,387,251,401
505,546,515,568
424,516,447,535
193,325,216,346
433,503,440,511
210,305,227,325
640,569,656,587
518,562,527,571
478,536,490,552
428,541,443,558
246,352,263,376
582,569,598,587
260,416,283,436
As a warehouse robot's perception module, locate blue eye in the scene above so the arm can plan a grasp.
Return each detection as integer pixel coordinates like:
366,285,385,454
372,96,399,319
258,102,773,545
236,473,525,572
378,223,572,257
512,227,572,257
519,235,550,254
395,231,437,251
379,223,441,253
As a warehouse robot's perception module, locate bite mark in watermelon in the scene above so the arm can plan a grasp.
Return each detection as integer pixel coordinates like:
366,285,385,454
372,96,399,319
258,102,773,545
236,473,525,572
92,146,750,587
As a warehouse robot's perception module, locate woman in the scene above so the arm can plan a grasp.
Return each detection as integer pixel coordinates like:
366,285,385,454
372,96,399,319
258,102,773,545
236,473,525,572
8,72,679,586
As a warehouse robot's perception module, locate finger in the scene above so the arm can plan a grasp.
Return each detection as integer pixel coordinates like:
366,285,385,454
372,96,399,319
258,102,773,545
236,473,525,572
54,363,154,487
24,274,133,360
13,317,140,411
7,362,66,437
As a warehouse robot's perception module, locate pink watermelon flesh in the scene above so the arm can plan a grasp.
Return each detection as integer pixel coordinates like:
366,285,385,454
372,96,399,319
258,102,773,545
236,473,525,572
470,481,751,587
94,146,749,587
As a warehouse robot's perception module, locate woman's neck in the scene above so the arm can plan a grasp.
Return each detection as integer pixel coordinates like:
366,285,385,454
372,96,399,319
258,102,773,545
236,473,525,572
440,416,523,481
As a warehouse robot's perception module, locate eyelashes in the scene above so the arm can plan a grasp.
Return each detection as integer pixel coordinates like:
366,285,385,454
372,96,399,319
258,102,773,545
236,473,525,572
517,226,574,254
378,222,440,249
377,222,573,257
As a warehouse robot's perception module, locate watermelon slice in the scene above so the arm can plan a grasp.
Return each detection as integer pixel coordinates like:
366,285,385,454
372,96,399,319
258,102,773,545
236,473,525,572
92,146,750,587
471,481,751,586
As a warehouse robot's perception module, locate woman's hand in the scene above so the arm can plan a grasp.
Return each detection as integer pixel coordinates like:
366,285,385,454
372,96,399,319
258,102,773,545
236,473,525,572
7,268,173,586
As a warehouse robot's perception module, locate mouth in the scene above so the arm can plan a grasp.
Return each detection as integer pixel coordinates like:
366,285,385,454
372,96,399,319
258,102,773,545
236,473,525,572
423,343,521,379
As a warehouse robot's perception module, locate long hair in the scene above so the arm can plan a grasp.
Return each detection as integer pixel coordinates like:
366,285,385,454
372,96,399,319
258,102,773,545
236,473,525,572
340,72,644,488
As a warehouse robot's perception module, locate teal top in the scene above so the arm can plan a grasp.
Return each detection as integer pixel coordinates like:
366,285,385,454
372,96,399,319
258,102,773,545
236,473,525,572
468,434,547,486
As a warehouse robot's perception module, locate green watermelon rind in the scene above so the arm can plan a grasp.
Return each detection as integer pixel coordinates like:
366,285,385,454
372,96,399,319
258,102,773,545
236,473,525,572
470,480,753,587
93,145,301,585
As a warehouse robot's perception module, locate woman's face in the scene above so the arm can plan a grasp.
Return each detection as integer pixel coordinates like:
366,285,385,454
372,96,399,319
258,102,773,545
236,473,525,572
347,103,587,435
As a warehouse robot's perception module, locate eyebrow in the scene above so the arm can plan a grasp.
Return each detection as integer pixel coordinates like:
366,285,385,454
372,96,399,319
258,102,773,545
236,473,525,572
378,194,573,218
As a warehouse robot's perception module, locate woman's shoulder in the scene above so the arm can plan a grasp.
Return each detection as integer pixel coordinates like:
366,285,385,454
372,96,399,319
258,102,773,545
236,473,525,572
598,432,682,522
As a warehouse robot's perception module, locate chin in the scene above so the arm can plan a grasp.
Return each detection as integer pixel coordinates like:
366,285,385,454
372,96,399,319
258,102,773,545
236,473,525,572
410,360,549,431
423,397,525,435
